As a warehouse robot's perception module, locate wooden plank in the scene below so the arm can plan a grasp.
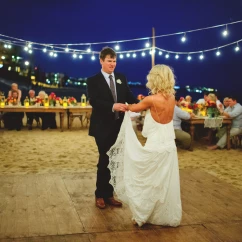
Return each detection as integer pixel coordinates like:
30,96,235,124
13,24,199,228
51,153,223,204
64,234,90,242
152,225,223,242
14,176,29,238
0,176,17,238
204,221,242,242
181,170,242,220
27,175,53,236
63,174,109,233
40,174,84,235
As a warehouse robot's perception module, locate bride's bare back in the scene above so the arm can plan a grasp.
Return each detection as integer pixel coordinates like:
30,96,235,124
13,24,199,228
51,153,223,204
150,94,175,124
128,94,175,124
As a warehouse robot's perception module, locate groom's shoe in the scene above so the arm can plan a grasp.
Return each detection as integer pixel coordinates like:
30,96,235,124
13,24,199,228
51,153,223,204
95,198,106,209
105,197,122,207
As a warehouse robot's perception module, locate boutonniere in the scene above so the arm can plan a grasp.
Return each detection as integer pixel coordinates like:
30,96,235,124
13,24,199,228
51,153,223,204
116,79,122,84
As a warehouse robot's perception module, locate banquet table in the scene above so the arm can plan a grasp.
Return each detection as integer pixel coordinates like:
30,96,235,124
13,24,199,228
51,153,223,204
67,106,92,129
0,106,66,131
183,116,232,151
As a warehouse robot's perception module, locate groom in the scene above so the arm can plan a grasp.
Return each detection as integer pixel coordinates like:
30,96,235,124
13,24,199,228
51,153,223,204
87,47,137,209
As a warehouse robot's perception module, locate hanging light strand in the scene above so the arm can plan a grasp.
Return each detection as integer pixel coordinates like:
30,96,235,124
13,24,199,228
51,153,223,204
0,20,242,47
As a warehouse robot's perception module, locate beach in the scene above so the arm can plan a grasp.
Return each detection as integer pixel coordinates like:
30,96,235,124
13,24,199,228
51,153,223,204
0,116,242,190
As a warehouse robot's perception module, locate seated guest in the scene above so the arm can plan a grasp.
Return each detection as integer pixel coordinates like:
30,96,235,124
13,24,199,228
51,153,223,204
180,95,192,107
26,90,40,130
38,91,57,130
223,97,229,108
208,96,242,150
8,83,22,102
173,96,195,150
4,90,23,131
196,91,209,104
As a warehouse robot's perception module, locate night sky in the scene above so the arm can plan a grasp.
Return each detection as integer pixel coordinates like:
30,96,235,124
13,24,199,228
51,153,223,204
1,0,242,96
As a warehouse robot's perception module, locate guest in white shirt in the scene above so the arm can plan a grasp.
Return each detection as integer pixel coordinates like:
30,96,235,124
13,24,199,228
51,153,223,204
196,92,209,105
173,97,195,150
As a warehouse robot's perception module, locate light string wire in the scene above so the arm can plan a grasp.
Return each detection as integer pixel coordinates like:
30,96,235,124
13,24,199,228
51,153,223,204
1,38,241,56
0,19,242,47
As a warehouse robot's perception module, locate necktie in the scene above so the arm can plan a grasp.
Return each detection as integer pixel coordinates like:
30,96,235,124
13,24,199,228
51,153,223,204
109,75,117,102
109,75,119,119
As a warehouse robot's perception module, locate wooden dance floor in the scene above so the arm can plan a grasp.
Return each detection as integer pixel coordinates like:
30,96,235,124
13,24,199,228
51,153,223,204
0,169,241,242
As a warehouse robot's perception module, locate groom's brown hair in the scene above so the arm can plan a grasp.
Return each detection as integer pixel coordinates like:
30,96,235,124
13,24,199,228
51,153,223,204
99,47,116,60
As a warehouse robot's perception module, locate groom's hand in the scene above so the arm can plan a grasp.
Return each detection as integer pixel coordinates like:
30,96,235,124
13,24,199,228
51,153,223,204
113,103,128,112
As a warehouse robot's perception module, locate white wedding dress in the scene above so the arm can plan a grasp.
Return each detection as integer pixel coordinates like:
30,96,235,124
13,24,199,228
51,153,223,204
107,109,182,227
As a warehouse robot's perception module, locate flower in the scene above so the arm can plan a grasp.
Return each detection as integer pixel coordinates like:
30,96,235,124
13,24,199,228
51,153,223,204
205,100,217,108
68,97,77,106
116,79,122,84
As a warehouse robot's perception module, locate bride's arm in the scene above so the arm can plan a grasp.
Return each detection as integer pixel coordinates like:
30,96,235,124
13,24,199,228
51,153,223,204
127,96,151,112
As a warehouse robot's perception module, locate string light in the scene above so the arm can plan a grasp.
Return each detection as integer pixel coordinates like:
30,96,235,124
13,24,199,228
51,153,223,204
199,52,204,60
181,33,186,42
235,42,240,52
145,41,150,47
73,52,77,58
165,54,169,59
87,46,91,53
222,25,228,37
65,45,69,52
79,54,83,59
24,61,29,66
119,54,124,59
187,55,192,61
91,54,95,60
0,19,241,62
114,43,120,50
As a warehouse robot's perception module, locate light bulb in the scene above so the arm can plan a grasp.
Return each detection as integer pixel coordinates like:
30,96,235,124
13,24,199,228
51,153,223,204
187,56,192,61
43,48,47,53
141,52,146,56
199,54,204,60
145,42,150,47
73,53,77,58
235,46,240,52
181,36,186,42
79,55,83,59
175,54,179,59
91,55,95,60
126,53,130,57
158,51,162,55
165,54,169,59
216,50,221,56
115,44,120,50
119,54,124,59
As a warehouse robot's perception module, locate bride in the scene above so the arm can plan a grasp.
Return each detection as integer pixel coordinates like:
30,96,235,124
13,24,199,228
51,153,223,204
107,64,182,227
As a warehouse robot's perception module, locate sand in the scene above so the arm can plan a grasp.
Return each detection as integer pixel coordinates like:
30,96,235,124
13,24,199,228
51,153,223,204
0,115,242,190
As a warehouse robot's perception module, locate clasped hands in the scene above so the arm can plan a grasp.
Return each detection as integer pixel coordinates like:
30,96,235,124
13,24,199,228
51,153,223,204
113,103,130,112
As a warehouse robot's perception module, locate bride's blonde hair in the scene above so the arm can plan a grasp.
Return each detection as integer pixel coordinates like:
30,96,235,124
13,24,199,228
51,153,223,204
146,64,175,97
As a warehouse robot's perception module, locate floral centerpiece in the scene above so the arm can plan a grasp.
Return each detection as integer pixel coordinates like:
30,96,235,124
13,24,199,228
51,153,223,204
6,97,18,106
205,100,219,118
49,92,58,106
68,97,77,106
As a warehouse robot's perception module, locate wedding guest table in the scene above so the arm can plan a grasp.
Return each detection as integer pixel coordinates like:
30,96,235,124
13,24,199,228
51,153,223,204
0,106,66,131
183,116,232,151
67,106,92,129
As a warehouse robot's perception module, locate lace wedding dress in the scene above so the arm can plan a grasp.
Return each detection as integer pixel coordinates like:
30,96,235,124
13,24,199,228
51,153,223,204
107,109,182,227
